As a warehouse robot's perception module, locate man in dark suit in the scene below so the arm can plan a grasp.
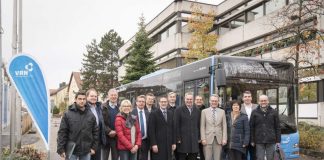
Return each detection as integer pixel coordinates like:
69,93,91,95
195,95,206,160
167,92,177,113
241,91,257,160
148,96,176,160
102,89,120,160
145,93,157,113
167,91,178,160
132,95,150,160
175,92,201,160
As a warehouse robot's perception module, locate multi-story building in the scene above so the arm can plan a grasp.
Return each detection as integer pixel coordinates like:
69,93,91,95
118,0,324,126
118,0,217,80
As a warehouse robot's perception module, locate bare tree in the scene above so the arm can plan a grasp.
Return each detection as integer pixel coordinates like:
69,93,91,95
269,0,324,120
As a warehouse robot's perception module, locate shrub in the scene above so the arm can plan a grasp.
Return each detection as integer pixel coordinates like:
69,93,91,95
52,106,60,115
1,147,46,160
298,122,324,151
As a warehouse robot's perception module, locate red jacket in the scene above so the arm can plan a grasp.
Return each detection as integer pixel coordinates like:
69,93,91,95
115,114,142,150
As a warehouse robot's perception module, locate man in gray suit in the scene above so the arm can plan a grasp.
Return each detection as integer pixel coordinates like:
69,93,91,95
200,94,227,160
241,91,257,160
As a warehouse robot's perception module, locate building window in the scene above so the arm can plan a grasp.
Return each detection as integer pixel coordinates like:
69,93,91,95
181,13,191,18
161,30,169,41
169,24,177,35
246,4,264,23
299,82,317,103
152,34,161,44
161,24,177,41
231,14,245,29
219,22,230,35
181,21,188,32
265,0,286,15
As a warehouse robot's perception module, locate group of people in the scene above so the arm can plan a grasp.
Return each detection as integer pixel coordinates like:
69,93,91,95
57,89,281,160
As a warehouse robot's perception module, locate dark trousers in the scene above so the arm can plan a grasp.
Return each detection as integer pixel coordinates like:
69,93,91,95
178,152,198,160
255,144,275,160
228,149,243,160
102,137,119,160
198,143,205,160
138,138,149,160
243,144,256,160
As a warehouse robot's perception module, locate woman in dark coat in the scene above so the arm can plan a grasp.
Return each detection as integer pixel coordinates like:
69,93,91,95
148,97,176,160
225,100,250,160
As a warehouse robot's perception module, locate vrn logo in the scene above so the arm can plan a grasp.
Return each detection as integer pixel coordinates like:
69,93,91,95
15,63,33,77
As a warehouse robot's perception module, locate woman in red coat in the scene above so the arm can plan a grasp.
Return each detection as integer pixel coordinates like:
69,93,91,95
115,99,142,160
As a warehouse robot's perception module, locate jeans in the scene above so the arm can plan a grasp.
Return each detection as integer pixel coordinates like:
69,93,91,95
70,153,91,160
255,144,275,160
119,150,137,160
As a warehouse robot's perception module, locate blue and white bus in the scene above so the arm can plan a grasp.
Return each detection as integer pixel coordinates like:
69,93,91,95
116,55,299,159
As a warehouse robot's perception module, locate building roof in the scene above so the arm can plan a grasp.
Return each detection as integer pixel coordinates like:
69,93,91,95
49,89,57,96
50,84,68,96
67,72,82,92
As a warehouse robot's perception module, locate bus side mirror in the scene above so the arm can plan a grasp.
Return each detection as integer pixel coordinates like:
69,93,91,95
215,68,226,87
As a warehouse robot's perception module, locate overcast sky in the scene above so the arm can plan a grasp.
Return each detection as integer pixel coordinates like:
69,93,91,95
2,0,223,89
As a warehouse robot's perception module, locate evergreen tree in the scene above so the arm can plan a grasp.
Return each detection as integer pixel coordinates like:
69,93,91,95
98,29,124,97
122,15,157,84
81,30,124,98
81,39,100,90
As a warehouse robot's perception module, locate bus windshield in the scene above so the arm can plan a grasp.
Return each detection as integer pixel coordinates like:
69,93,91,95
216,59,297,134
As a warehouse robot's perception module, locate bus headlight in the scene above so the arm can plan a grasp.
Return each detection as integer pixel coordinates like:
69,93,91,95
293,143,299,148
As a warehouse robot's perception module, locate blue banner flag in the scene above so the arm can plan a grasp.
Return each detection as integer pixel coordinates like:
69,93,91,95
7,54,50,149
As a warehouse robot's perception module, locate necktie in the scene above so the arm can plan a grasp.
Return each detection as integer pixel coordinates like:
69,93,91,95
162,110,167,121
189,107,192,115
139,110,145,138
212,109,216,125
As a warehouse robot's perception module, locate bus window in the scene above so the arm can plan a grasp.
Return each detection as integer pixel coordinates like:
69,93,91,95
279,87,288,103
218,87,225,107
278,86,288,116
267,89,277,109
184,80,195,94
197,79,210,107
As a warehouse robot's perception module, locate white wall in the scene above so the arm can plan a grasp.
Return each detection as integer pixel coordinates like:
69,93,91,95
299,103,318,118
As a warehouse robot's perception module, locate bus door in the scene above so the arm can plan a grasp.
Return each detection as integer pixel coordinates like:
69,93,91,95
217,85,242,112
184,78,210,107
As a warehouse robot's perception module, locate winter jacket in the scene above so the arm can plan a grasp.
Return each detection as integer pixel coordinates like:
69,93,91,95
250,105,281,144
115,113,142,151
225,112,250,154
57,103,99,156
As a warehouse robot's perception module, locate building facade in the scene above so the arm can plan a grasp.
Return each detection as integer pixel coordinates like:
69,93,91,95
50,82,69,112
118,0,217,80
67,72,83,105
118,0,324,126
